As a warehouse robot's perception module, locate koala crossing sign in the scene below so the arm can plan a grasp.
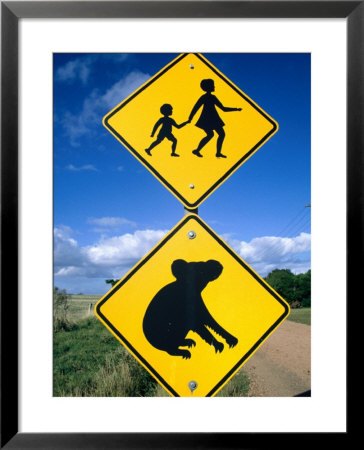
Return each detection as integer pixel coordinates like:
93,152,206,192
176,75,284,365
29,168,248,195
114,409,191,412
95,215,290,397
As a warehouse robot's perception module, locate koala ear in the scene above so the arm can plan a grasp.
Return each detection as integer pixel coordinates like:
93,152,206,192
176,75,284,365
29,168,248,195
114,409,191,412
171,259,188,279
206,260,223,280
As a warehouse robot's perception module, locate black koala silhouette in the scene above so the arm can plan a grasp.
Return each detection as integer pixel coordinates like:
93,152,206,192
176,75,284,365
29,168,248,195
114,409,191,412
142,259,238,359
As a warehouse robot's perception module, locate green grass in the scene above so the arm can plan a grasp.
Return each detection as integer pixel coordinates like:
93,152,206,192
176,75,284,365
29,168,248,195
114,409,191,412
53,317,158,396
67,294,101,322
54,313,250,397
287,307,311,325
216,370,249,396
55,295,308,397
152,371,249,397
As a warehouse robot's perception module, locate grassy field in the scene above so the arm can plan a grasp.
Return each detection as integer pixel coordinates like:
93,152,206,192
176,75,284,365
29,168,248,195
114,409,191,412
54,302,249,397
287,307,311,325
54,295,309,396
68,295,311,326
68,294,101,321
54,317,158,396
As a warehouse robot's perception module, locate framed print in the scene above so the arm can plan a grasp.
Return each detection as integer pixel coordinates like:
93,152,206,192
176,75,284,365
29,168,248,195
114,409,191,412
1,0,357,448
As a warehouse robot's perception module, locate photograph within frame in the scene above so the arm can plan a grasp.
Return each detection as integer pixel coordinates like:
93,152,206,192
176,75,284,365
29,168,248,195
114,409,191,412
52,51,309,400
2,1,357,448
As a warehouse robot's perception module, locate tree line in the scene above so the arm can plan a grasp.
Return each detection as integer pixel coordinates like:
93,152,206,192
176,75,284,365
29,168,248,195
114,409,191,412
264,269,311,307
105,268,311,308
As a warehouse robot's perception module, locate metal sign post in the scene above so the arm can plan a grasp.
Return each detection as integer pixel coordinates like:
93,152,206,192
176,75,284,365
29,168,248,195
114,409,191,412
96,53,288,397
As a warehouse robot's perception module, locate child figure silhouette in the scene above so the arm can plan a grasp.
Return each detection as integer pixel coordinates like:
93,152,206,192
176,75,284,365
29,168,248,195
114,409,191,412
188,79,242,158
145,104,189,157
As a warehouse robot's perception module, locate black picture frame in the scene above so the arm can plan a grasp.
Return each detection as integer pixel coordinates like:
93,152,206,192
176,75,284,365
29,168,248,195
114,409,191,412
1,1,356,448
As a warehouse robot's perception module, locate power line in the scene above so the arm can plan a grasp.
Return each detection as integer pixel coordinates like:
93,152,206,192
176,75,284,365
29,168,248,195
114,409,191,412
242,205,311,267
276,207,307,237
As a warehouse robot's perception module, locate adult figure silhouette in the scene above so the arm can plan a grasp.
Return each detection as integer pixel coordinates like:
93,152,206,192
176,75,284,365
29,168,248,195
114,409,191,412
188,79,242,158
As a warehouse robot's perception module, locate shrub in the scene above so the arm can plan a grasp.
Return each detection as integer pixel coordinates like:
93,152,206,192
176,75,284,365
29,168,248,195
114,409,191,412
53,286,74,332
265,269,311,305
290,301,302,309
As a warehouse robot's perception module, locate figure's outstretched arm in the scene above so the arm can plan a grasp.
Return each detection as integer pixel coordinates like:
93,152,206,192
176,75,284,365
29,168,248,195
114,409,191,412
215,97,242,112
188,97,204,122
174,120,190,129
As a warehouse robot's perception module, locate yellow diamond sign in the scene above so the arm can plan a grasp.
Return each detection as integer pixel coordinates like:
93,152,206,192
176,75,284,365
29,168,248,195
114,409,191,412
95,215,289,397
103,53,278,209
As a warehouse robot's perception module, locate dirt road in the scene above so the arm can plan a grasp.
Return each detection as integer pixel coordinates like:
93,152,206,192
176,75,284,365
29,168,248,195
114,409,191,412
242,320,311,397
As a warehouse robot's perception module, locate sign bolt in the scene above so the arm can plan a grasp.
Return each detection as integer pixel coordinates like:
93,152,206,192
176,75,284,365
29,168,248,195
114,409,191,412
188,380,198,393
189,184,195,189
188,230,196,239
190,64,194,69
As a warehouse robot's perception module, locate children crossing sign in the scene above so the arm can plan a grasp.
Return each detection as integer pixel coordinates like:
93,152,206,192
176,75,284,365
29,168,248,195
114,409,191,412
95,215,289,397
103,53,278,209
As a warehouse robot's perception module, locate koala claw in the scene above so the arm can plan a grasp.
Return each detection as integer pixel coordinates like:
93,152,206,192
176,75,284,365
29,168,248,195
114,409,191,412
181,350,192,359
214,341,224,353
227,336,238,348
185,339,196,348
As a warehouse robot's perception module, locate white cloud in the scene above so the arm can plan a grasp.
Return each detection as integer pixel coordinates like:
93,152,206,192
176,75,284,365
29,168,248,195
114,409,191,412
55,57,92,84
54,226,167,279
223,232,311,276
54,226,311,294
87,216,137,228
238,233,310,262
85,230,167,266
66,164,98,171
54,226,84,269
55,54,130,85
61,71,150,146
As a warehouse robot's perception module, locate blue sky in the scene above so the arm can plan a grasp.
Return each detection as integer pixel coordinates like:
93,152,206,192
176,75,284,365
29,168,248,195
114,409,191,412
54,53,310,294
